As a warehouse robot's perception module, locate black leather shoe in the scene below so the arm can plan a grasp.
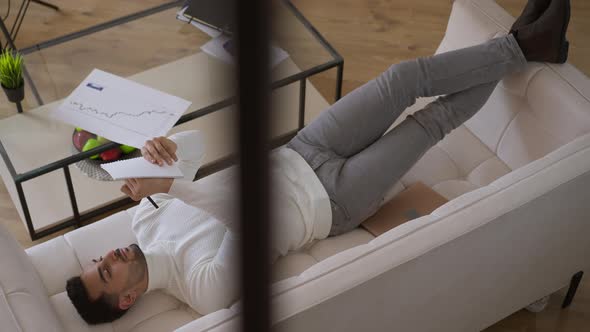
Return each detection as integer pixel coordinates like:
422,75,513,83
513,0,571,64
510,0,551,32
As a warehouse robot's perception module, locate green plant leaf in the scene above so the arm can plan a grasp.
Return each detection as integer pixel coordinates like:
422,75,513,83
0,49,24,89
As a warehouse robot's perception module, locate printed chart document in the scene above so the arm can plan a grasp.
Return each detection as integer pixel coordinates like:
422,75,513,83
101,157,184,180
52,69,192,148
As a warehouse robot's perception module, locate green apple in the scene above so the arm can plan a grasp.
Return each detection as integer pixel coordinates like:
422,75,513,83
75,127,83,132
82,138,101,159
96,136,110,145
120,145,136,154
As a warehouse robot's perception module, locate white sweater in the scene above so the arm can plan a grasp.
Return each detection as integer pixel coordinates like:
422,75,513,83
132,130,331,315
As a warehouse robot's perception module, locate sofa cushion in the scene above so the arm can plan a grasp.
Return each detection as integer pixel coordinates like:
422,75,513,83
49,290,200,332
0,223,63,331
26,235,81,296
272,254,318,283
272,228,375,283
306,228,374,262
64,210,137,267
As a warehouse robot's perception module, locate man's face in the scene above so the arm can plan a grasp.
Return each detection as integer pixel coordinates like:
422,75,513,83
80,244,146,307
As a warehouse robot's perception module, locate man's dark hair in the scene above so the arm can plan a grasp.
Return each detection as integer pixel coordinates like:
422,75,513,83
66,276,128,324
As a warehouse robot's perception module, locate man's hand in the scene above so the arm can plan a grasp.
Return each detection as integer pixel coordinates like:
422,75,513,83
142,136,178,166
121,178,174,201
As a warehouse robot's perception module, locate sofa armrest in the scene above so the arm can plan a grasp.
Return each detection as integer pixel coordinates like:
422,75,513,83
0,223,64,331
439,0,590,100
436,0,515,55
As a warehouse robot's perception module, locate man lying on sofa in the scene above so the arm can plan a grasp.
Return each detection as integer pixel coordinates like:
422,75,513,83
66,0,571,324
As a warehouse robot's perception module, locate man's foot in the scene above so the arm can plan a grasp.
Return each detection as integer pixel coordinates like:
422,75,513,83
511,0,551,32
512,0,571,64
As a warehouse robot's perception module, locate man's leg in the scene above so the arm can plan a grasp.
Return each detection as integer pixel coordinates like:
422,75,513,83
288,35,526,166
323,81,499,236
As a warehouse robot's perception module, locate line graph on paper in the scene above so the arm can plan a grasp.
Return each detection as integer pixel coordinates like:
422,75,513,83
65,100,176,136
69,101,175,120
52,69,191,148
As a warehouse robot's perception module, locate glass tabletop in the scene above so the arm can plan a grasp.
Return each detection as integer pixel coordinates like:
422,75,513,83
0,1,335,118
0,0,340,234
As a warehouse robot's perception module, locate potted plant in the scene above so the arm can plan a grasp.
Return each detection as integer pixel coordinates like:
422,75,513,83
0,48,24,104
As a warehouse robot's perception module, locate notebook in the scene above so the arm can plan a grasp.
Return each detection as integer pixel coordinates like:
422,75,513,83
101,157,184,180
361,182,449,237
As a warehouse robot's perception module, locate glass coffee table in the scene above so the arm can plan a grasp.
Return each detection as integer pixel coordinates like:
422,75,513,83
0,0,343,240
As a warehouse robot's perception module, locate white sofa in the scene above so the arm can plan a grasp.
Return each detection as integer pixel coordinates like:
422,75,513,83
2,0,590,331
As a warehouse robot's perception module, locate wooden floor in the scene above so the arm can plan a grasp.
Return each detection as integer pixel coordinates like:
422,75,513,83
0,0,589,330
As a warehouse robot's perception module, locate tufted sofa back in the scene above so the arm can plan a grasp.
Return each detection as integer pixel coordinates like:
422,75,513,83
0,222,63,331
387,0,590,202
438,0,590,173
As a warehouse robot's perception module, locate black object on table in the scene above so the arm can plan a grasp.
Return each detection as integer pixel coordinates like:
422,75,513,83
184,0,235,35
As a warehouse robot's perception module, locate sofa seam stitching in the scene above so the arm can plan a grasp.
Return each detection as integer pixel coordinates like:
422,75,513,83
121,306,184,331
5,290,32,297
0,284,23,332
493,65,545,156
522,66,545,98
466,155,508,185
438,126,496,177
436,142,466,178
471,0,510,32
62,236,84,271
545,64,590,103
494,108,520,157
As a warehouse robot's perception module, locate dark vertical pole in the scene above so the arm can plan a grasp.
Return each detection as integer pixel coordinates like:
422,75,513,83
11,0,32,41
236,0,271,331
15,180,36,240
336,61,344,101
298,78,306,130
30,0,60,11
63,166,81,227
562,271,584,309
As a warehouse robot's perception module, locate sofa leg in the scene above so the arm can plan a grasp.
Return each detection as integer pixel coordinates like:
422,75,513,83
562,271,584,309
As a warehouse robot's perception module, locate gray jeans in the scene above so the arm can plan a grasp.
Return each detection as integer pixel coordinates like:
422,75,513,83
286,35,527,236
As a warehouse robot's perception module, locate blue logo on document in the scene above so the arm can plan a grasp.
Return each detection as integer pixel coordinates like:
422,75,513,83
86,82,104,91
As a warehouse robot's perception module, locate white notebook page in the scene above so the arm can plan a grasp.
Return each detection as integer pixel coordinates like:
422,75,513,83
101,157,184,180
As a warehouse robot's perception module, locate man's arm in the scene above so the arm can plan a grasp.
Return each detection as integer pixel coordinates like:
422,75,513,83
186,231,240,314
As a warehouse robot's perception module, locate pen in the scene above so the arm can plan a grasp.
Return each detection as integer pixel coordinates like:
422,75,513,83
147,196,159,209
